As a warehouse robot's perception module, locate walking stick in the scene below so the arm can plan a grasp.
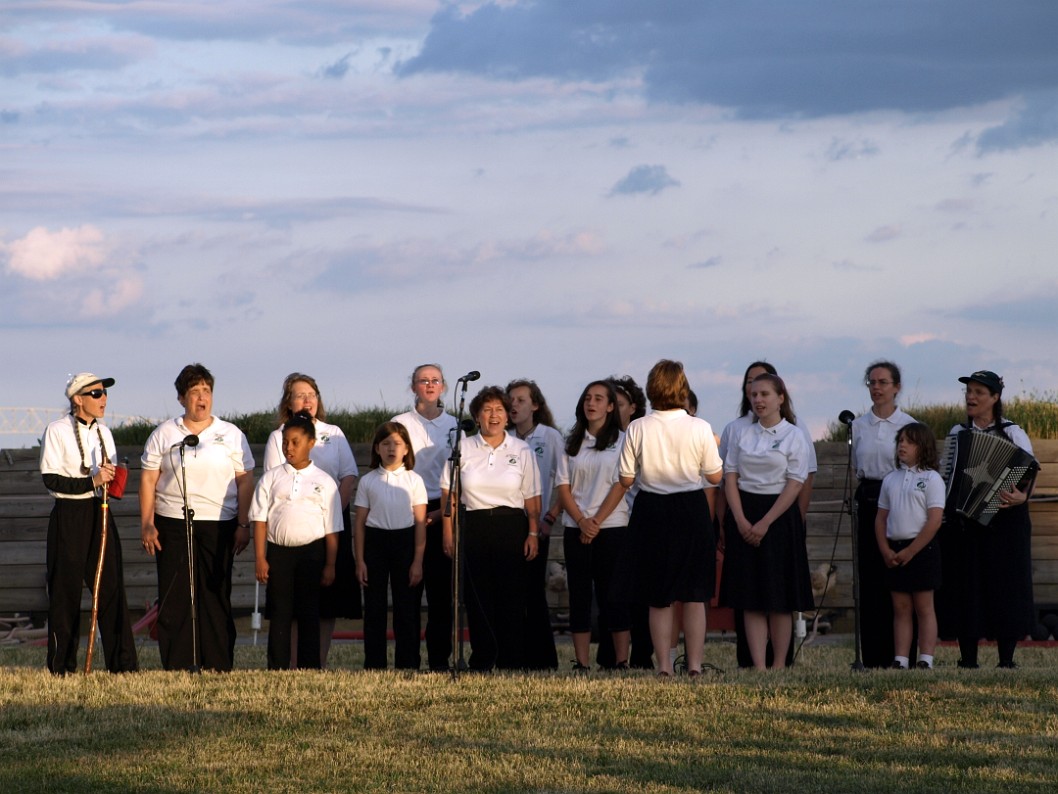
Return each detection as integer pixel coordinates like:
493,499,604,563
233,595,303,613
84,482,109,674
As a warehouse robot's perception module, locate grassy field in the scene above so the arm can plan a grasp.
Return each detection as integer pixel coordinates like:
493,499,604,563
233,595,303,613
2,640,1057,793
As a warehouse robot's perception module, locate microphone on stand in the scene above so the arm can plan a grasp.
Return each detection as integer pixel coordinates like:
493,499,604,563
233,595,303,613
457,371,481,383
838,410,856,426
170,434,200,450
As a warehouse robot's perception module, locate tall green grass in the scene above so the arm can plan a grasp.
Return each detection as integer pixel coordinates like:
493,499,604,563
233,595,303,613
823,395,1058,442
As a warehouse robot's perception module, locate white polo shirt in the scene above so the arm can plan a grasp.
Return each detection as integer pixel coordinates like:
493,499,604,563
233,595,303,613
40,415,116,500
250,461,342,547
556,430,630,529
719,413,818,473
392,409,458,500
263,419,360,483
440,432,540,511
619,409,722,495
878,465,945,541
724,418,810,495
141,416,254,522
354,466,428,530
851,408,916,480
519,424,564,506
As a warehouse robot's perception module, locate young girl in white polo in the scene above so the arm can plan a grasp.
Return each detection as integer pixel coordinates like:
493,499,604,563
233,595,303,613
355,422,428,670
874,423,945,670
251,412,341,670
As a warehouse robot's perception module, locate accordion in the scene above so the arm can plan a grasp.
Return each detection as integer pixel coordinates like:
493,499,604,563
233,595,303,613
939,429,1039,526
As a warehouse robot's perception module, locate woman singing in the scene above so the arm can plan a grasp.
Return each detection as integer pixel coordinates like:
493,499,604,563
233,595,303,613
851,360,916,668
440,385,540,671
720,373,814,670
140,363,254,671
263,373,359,667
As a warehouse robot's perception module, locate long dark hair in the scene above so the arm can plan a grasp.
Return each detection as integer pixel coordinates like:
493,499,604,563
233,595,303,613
566,380,622,457
607,376,646,423
738,360,777,417
894,422,938,471
369,421,416,470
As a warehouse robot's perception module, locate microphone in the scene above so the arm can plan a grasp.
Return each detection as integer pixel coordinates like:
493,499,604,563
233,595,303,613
459,418,477,433
838,410,856,426
457,371,480,383
171,434,200,450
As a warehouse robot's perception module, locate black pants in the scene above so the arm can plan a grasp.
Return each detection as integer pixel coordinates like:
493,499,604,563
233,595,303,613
155,513,237,672
46,498,137,674
464,508,528,671
418,500,453,671
363,526,421,670
266,538,325,670
522,533,558,670
564,525,632,634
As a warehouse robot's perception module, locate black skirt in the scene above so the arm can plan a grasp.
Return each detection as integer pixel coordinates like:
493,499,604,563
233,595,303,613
615,489,715,609
318,506,362,619
884,538,942,593
719,490,814,612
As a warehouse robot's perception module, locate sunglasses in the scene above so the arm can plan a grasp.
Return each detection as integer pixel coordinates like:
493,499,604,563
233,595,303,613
79,388,108,399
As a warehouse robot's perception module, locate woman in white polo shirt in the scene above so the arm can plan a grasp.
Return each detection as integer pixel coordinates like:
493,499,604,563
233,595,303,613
392,363,459,672
140,363,254,672
440,385,540,671
720,373,814,670
264,372,360,667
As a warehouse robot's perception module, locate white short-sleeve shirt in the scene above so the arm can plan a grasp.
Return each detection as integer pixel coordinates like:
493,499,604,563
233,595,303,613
851,408,916,480
724,418,809,495
263,419,359,484
141,416,254,521
878,466,946,541
250,461,342,547
556,430,629,529
619,409,722,495
440,432,540,511
40,416,117,500
354,466,428,530
392,409,458,501
519,424,564,508
719,413,818,474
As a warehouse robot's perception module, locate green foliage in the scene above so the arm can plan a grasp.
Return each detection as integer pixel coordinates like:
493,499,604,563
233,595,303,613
822,394,1058,443
2,642,1058,793
111,405,414,445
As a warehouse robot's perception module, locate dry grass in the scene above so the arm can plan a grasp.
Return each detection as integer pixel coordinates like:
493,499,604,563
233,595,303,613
2,640,1057,793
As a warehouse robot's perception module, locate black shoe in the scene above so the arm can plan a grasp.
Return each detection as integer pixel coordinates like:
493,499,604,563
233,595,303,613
890,661,909,670
915,661,932,670
997,660,1019,669
571,661,590,674
957,660,979,669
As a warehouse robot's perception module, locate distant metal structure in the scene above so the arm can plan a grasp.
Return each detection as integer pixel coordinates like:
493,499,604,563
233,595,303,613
0,407,146,436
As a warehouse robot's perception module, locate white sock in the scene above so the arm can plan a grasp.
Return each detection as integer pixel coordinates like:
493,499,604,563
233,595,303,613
894,656,909,669
918,654,934,669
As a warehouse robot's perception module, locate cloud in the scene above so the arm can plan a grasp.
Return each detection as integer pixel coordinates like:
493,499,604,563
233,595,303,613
976,91,1058,152
321,52,356,79
865,225,900,243
609,164,679,196
399,1,1058,119
825,137,880,162
0,34,155,77
4,225,108,280
688,256,722,270
949,285,1058,329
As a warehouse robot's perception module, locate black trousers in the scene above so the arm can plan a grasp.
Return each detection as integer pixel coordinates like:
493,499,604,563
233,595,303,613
154,513,237,672
522,533,558,670
266,538,325,670
418,499,453,671
564,525,631,634
463,508,529,671
46,498,137,674
363,526,421,670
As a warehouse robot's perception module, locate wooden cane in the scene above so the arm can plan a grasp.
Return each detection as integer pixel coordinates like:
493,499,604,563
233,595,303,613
84,481,109,674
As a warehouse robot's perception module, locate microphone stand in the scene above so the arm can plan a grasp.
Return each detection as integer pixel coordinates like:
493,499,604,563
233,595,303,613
446,380,473,679
843,419,865,672
179,442,201,674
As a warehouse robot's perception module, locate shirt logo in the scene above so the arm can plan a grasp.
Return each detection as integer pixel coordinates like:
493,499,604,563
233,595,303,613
318,433,331,445
915,479,927,491
507,455,519,466
771,441,781,449
534,444,545,457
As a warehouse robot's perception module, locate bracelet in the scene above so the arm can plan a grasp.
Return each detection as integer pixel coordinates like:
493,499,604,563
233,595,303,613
543,512,555,526
528,531,539,537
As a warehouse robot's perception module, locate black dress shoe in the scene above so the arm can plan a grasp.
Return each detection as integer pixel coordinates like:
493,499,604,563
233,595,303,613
957,660,979,669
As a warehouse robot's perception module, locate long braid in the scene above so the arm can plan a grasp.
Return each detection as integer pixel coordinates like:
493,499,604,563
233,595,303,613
71,413,109,475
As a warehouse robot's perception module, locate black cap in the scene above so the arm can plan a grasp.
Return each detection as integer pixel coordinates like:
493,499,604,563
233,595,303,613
958,370,1004,393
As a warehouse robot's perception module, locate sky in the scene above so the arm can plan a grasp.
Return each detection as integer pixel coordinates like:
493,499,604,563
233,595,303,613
2,1,1057,449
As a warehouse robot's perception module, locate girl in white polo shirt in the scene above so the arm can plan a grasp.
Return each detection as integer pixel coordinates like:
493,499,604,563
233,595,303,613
251,412,341,670
875,423,945,670
355,422,428,670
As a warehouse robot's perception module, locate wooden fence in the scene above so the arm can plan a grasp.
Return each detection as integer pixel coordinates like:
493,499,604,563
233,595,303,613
2,441,1056,620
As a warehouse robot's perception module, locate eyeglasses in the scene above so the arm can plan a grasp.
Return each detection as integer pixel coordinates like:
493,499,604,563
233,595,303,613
416,378,443,386
865,379,893,387
79,388,107,399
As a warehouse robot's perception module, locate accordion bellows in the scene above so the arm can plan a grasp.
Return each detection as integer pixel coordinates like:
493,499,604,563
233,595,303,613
939,430,1039,526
